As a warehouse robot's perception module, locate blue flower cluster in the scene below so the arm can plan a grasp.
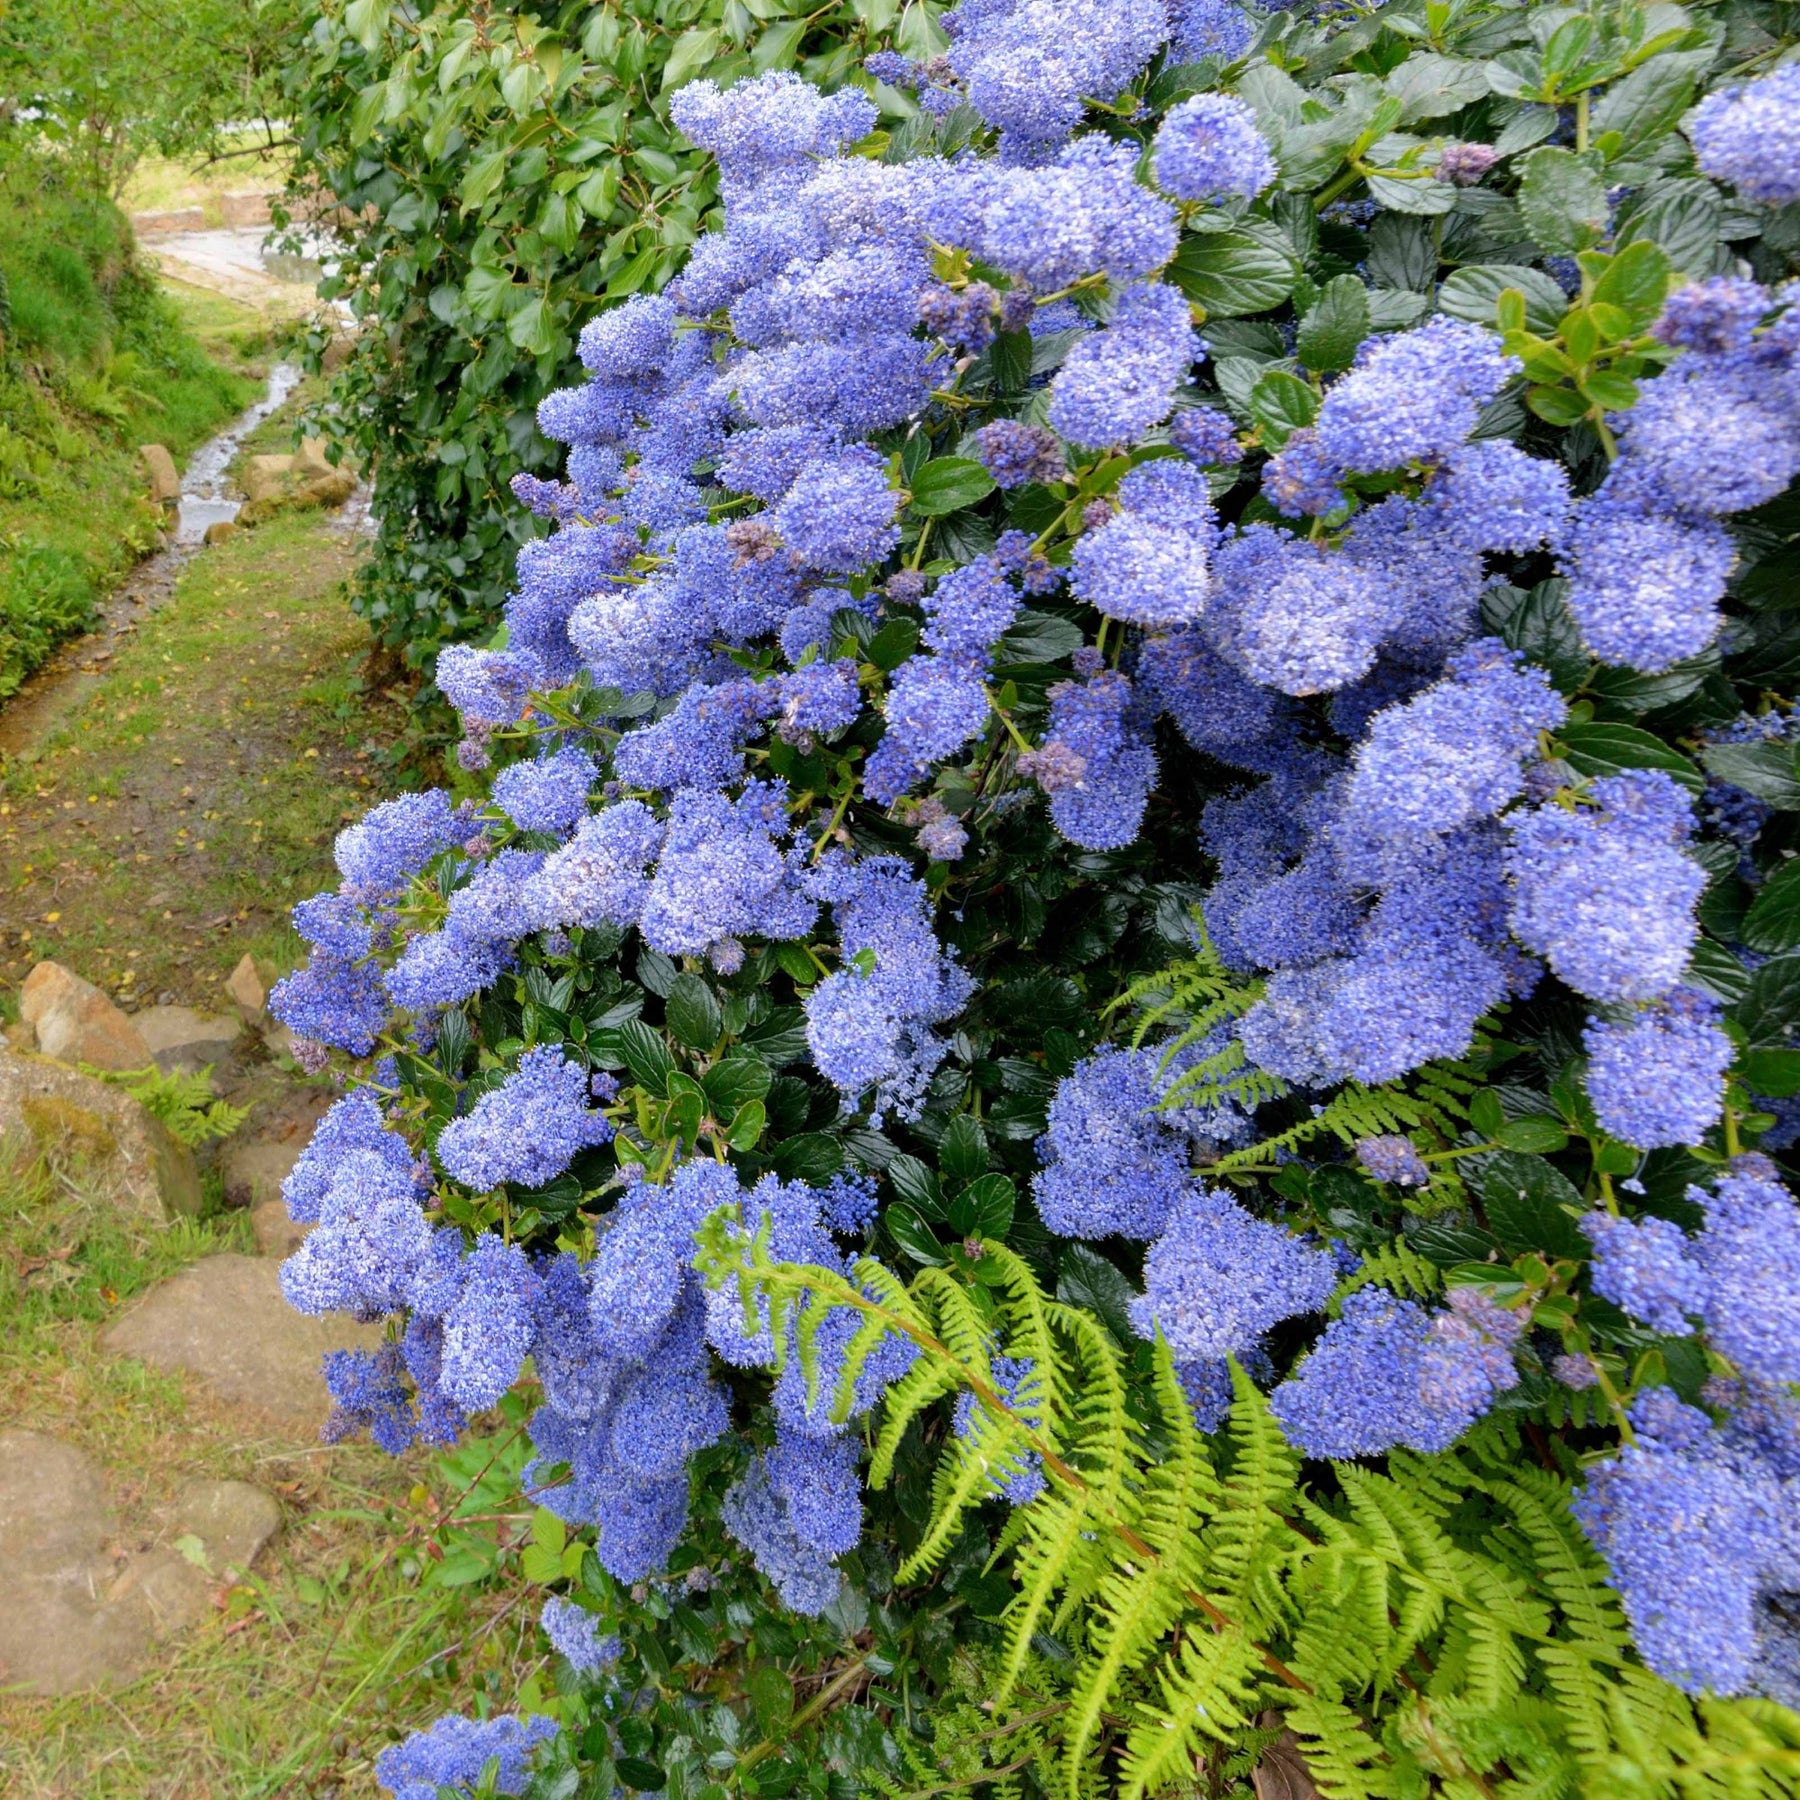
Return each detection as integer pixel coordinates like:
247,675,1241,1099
374,1712,556,1800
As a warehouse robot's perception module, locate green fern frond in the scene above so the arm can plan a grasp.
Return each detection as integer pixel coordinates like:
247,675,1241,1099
1329,1239,1442,1313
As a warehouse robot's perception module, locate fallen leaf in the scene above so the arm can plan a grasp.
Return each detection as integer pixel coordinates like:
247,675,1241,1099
1254,1714,1321,1800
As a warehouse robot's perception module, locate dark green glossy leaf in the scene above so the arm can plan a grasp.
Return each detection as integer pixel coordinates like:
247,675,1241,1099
1295,274,1370,376
885,1203,946,1266
618,1019,676,1093
949,1173,1016,1238
909,456,996,517
1742,859,1800,954
1517,146,1611,255
938,1114,990,1184
665,973,723,1052
1167,220,1299,317
1469,1151,1589,1261
1734,953,1800,1047
769,1132,845,1184
1700,741,1800,808
1247,368,1320,445
1556,720,1703,792
1057,1242,1137,1345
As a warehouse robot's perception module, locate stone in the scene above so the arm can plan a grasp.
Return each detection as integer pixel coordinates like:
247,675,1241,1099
222,1132,305,1209
130,206,206,236
241,453,295,506
132,1003,241,1075
20,960,153,1071
251,1196,310,1258
224,951,269,1021
103,1253,379,1424
0,1430,152,1693
296,469,357,510
0,1049,203,1220
0,1434,284,1694
139,444,180,506
0,1016,37,1054
219,190,273,228
321,333,355,374
203,518,238,546
295,435,334,479
169,1479,281,1572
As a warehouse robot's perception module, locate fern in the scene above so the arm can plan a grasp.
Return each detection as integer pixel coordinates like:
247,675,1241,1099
695,1211,1800,1800
87,1060,248,1146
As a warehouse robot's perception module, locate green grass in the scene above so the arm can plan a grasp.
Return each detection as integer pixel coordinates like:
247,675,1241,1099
0,145,265,697
0,1136,542,1798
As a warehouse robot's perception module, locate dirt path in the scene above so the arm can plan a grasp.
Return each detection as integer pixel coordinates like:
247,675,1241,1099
0,509,406,1015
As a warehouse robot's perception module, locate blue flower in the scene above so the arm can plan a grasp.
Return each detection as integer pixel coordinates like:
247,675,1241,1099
375,1713,557,1800
1152,94,1276,203
436,1046,613,1193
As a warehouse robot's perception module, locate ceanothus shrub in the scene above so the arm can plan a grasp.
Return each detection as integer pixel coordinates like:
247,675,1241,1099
269,1,1800,1789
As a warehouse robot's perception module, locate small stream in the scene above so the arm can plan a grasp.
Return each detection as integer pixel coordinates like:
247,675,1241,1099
0,361,332,758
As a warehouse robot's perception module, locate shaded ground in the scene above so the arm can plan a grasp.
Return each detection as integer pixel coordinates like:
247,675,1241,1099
0,511,403,1012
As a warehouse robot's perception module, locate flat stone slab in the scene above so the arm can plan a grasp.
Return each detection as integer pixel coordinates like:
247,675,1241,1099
0,1434,282,1694
103,1253,380,1426
132,1003,241,1074
0,1048,202,1219
222,1132,306,1210
251,1196,311,1258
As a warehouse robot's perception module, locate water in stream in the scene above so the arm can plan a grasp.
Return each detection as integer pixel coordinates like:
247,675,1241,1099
0,362,316,757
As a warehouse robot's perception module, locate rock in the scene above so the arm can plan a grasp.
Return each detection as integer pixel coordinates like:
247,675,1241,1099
0,1430,153,1693
0,1434,284,1694
132,1003,240,1075
241,453,295,506
219,190,273,228
222,1132,305,1208
169,1479,281,1572
139,444,180,507
296,469,357,510
321,333,355,374
0,1049,204,1219
251,1196,310,1257
224,951,269,1021
262,1019,299,1062
203,519,238,547
0,1016,37,1054
130,206,206,236
103,1253,379,1424
295,436,334,479
21,960,153,1071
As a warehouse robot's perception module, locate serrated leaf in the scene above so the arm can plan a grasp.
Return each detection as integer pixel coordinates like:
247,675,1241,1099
770,1132,844,1184
1742,859,1800,954
1470,1151,1588,1260
1588,239,1673,328
1438,264,1569,335
1518,146,1610,255
665,973,723,1052
1480,579,1589,690
1248,368,1319,445
1734,953,1800,1048
1167,221,1299,317
1295,275,1370,377
618,1019,675,1092
938,1114,989,1184
888,1153,945,1221
1057,1242,1137,1346
1556,720,1703,792
1701,742,1800,808
949,1172,1016,1238
703,1053,772,1114
909,456,995,517
886,1203,946,1266
1385,52,1491,123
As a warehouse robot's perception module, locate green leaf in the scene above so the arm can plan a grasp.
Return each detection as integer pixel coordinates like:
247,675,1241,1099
1739,1048,1800,1098
617,1019,676,1093
1612,177,1723,278
769,1132,845,1184
1742,859,1800,955
726,1098,766,1149
1000,612,1084,663
663,26,721,89
949,1173,1016,1238
1556,720,1703,793
1517,146,1611,255
665,973,723,1051
867,616,920,670
1687,936,1752,1007
1527,384,1591,426
1294,275,1370,377
1589,53,1700,157
1701,741,1800,809
989,327,1032,394
1588,240,1673,329
1247,368,1319,446
1437,263,1569,336
703,1053,772,1114
1366,287,1431,330
1733,952,1800,1047
606,245,659,298
909,456,995,517
1057,1242,1137,1345
1480,579,1589,691
505,296,561,357
1470,1151,1589,1261
1167,221,1299,317
886,1203,946,1266
1384,52,1491,123
1491,1116,1571,1154
345,0,390,52
938,1114,989,1184
888,1153,945,1222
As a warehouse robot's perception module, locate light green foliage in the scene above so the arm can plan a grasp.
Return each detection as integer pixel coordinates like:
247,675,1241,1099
698,1218,1800,1798
90,1062,250,1146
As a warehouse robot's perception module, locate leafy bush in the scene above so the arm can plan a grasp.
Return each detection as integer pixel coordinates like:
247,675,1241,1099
283,0,938,665
270,0,1800,1794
